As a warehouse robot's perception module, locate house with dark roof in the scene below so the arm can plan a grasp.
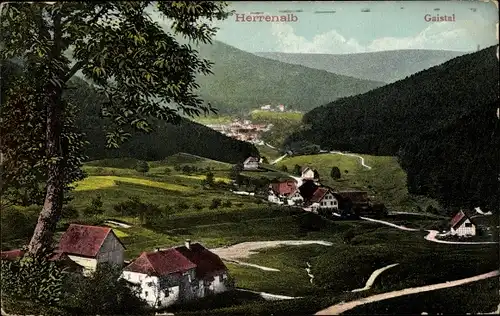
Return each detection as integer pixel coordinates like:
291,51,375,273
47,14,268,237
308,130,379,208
122,240,229,308
308,187,341,212
450,210,476,237
56,224,125,274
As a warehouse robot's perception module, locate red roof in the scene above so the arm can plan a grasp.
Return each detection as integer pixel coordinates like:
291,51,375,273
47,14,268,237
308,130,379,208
0,249,25,261
124,248,196,276
310,187,330,203
175,243,227,280
270,180,297,195
450,210,472,229
57,224,124,258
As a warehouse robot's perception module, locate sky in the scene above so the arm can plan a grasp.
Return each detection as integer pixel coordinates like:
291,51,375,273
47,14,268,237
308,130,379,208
197,1,499,54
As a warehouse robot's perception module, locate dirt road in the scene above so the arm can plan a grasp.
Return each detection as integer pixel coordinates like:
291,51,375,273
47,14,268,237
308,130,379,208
315,270,499,315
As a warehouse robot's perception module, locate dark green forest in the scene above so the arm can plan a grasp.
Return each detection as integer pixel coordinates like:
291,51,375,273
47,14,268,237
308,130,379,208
1,60,258,164
399,100,499,211
286,45,499,211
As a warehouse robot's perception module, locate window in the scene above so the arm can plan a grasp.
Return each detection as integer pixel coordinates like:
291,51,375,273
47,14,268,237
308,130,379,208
465,222,473,227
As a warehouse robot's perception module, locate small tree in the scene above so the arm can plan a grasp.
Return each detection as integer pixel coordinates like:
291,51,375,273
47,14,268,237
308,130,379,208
163,167,172,175
293,164,302,176
222,200,232,208
135,161,149,174
280,165,289,172
209,198,222,209
330,166,341,180
261,156,269,164
205,172,215,186
230,163,243,180
83,195,104,216
174,164,182,172
182,165,192,174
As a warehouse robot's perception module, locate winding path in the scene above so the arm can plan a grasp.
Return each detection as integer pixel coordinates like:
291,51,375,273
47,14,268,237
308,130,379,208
351,264,400,293
211,240,333,272
360,216,498,245
236,288,302,301
315,270,500,315
271,154,288,165
329,151,372,170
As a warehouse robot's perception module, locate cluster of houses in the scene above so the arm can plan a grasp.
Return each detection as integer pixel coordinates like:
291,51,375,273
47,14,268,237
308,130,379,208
1,225,229,309
242,156,481,238
206,119,271,144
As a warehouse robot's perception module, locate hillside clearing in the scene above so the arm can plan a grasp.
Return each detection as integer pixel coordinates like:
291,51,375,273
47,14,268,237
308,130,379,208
73,175,193,192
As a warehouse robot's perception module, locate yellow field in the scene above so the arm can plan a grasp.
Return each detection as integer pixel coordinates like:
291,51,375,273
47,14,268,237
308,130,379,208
73,176,192,192
174,174,231,183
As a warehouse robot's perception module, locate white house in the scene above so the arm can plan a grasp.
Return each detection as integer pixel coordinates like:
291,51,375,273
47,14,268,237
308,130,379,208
450,210,476,237
122,240,229,309
301,167,316,180
56,224,125,275
286,189,304,206
309,187,339,210
243,156,260,170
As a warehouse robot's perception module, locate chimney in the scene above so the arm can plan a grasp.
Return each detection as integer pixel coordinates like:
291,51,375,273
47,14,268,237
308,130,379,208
185,239,191,250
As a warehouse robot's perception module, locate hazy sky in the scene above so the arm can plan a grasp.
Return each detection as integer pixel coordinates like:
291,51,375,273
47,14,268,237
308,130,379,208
203,1,498,54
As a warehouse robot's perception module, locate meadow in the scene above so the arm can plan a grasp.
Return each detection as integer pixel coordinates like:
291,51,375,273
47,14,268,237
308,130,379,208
3,150,497,315
276,153,441,212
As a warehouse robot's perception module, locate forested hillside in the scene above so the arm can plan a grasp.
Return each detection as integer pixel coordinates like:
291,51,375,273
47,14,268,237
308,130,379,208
286,45,499,211
1,60,259,164
287,46,499,155
399,100,499,211
193,40,385,114
255,49,467,83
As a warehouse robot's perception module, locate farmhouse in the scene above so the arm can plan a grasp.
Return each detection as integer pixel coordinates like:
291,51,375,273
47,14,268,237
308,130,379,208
56,224,125,275
309,187,340,210
301,167,316,180
286,189,304,206
450,210,476,237
268,179,298,205
122,240,229,309
243,156,260,170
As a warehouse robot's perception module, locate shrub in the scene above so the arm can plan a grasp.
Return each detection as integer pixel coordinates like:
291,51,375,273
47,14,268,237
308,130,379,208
176,202,190,211
113,196,142,217
83,195,104,216
234,203,244,208
134,160,149,173
61,205,79,219
163,167,172,175
209,198,222,209
222,200,232,208
192,202,204,211
174,164,182,171
1,207,38,242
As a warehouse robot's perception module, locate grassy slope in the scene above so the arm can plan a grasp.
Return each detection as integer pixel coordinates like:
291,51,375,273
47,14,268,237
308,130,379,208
276,153,440,211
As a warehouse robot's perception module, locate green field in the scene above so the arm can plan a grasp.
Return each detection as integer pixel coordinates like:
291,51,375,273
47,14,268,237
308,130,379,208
277,153,440,212
192,115,234,125
3,153,497,315
250,110,303,122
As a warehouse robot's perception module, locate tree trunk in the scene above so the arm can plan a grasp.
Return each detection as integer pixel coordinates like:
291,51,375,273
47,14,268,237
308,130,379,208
27,95,64,256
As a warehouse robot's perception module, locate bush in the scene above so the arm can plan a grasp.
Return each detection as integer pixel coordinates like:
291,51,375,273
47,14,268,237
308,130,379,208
113,196,142,217
1,207,38,242
83,195,104,216
61,205,80,219
163,167,172,175
61,263,149,315
222,200,232,208
209,198,222,210
193,202,204,211
176,202,190,211
134,160,149,173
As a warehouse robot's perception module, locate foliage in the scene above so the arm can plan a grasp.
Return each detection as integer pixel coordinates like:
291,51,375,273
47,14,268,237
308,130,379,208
61,205,80,219
83,194,104,216
280,165,289,172
293,164,302,176
222,200,232,208
61,263,150,315
0,1,234,253
0,76,88,207
1,254,65,314
135,160,150,173
163,167,172,175
209,198,222,209
205,172,215,186
330,166,341,180
1,207,39,247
